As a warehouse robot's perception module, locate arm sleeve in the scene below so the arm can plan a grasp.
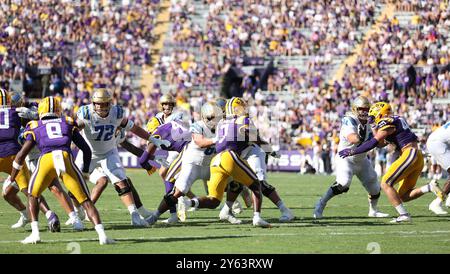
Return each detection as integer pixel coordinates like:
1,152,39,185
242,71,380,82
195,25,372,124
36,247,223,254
351,137,379,155
72,130,91,173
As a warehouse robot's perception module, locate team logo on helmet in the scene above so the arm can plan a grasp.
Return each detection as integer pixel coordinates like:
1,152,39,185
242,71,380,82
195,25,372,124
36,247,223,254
368,102,392,124
38,96,62,119
225,97,247,117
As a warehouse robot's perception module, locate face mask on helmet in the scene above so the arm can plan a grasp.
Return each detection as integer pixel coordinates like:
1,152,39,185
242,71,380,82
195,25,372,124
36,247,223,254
94,101,111,118
201,103,221,130
92,89,112,118
352,96,370,122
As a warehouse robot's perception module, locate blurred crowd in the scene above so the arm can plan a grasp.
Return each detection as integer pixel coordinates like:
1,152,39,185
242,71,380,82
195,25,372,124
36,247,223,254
1,0,450,176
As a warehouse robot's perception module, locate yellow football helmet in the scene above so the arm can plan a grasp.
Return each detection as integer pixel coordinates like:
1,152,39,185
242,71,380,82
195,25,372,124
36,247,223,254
0,88,11,107
351,96,370,121
225,97,247,117
159,94,175,115
201,102,221,129
368,102,392,124
92,89,112,117
10,91,24,107
38,96,62,119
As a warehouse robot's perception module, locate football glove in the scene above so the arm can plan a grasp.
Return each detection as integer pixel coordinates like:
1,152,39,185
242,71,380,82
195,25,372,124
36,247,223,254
338,148,354,158
16,107,39,120
148,136,171,149
146,166,158,176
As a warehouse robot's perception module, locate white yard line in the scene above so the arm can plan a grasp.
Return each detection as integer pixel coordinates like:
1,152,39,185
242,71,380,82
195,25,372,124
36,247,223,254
1,230,450,244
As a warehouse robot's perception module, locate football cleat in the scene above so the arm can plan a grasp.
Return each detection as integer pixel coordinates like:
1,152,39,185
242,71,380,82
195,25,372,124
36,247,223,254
11,214,29,229
219,208,242,225
144,212,159,225
368,210,389,218
231,200,243,215
430,179,447,202
177,196,191,222
252,217,271,228
279,209,295,222
21,234,41,244
138,208,153,219
389,214,411,223
429,198,448,215
99,236,115,245
131,212,149,227
161,213,179,224
47,212,61,232
313,199,325,219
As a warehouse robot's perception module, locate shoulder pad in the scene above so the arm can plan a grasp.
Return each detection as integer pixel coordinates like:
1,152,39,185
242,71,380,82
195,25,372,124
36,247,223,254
235,115,248,125
377,117,394,129
147,117,162,133
342,116,357,127
115,105,124,120
190,122,203,134
65,116,74,125
26,120,39,130
77,105,91,120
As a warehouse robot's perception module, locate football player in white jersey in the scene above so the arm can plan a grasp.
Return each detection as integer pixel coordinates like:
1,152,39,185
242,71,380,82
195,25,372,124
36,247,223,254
75,89,151,227
313,96,389,219
144,101,221,225
426,122,450,214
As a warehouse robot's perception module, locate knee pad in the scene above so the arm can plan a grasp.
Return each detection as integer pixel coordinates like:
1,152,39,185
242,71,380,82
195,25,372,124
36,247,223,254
114,181,131,196
369,192,380,200
228,181,243,194
261,180,275,196
164,193,178,207
331,182,349,195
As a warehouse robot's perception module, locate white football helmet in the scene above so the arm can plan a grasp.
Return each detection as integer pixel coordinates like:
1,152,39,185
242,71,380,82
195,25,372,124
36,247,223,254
201,102,221,129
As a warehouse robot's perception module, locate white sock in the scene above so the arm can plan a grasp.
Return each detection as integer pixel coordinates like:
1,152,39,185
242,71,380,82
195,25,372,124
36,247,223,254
437,173,443,180
31,221,39,235
420,184,431,193
95,224,107,239
395,204,408,215
127,204,138,214
45,210,53,220
68,211,78,220
192,198,199,208
322,188,335,204
253,212,261,219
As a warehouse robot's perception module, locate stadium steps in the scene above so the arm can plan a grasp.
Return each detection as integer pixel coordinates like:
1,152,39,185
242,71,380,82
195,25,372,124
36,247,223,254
139,0,171,96
329,3,395,84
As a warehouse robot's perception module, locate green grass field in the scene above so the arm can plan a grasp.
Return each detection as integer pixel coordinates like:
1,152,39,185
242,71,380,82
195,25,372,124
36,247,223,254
1,170,450,254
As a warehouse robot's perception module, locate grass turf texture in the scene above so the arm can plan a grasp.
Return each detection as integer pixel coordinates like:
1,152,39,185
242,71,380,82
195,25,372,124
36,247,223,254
0,170,449,254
